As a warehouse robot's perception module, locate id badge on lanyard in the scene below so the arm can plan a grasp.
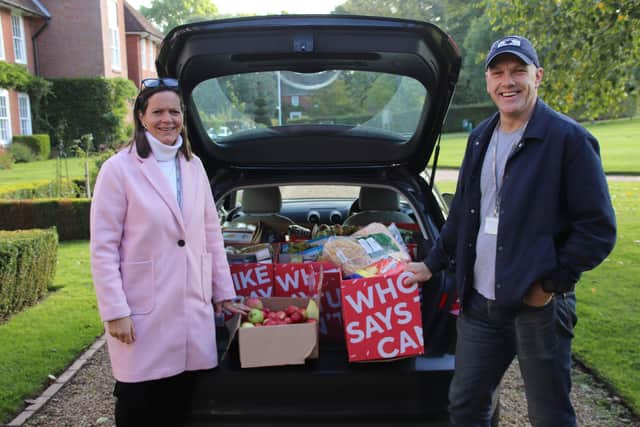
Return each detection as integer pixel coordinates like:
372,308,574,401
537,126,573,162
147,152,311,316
484,215,498,235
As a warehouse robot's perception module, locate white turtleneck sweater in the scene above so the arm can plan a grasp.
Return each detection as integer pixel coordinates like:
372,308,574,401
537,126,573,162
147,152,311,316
146,131,183,206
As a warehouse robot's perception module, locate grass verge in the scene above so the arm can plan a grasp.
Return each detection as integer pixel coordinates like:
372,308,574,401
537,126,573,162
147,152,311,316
0,158,87,187
432,117,640,174
574,181,640,413
0,241,102,424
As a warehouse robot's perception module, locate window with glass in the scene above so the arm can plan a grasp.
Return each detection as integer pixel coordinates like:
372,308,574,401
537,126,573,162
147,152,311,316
0,90,11,144
141,38,147,70
107,0,121,71
11,15,26,64
18,93,32,135
148,41,154,70
192,70,428,142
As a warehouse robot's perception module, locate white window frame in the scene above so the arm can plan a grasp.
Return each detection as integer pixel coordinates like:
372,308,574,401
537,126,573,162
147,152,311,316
107,0,121,71
141,38,147,70
18,93,32,135
291,95,300,107
0,90,12,145
11,15,26,64
0,17,5,60
148,41,154,71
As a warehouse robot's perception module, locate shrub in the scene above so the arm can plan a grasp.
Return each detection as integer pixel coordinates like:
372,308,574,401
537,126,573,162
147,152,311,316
8,142,35,163
0,147,13,170
0,199,90,240
0,179,79,200
40,78,137,150
0,228,58,319
89,149,116,192
12,134,51,160
443,103,498,133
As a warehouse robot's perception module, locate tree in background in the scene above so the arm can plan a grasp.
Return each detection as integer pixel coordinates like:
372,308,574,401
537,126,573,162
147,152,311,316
334,0,445,24
455,15,498,105
486,0,639,120
332,0,494,105
140,0,218,33
253,82,272,127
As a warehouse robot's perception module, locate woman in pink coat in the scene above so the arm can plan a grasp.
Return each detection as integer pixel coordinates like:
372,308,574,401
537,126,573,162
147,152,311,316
90,78,248,426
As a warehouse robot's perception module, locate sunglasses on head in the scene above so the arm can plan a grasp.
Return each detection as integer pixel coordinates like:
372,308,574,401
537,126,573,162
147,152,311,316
140,78,179,89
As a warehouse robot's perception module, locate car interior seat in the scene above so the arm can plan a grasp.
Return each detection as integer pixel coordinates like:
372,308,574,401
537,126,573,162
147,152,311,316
342,186,414,226
229,186,295,236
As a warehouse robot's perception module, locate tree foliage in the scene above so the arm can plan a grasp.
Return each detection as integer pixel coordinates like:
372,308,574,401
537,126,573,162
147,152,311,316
139,0,218,33
485,0,639,119
455,14,499,105
333,0,445,23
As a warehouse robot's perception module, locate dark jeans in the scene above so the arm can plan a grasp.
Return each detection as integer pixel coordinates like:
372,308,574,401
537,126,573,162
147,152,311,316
449,289,578,427
113,370,199,427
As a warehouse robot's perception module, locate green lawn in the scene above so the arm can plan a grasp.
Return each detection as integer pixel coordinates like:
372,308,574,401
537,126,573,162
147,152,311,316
0,158,86,186
431,117,640,174
0,241,103,423
574,181,640,411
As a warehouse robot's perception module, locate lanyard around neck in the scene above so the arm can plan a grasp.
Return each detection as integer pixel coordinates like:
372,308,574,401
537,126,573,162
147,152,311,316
493,121,527,216
175,156,182,210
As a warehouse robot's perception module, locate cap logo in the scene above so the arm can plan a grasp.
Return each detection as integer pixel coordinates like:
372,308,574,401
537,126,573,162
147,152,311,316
497,38,521,48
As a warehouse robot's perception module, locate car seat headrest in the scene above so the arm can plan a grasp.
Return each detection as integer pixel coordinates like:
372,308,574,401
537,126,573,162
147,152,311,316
241,187,282,214
359,187,401,211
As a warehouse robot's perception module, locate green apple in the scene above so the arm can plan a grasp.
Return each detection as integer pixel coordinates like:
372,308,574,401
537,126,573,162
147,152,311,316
306,299,319,320
248,308,264,324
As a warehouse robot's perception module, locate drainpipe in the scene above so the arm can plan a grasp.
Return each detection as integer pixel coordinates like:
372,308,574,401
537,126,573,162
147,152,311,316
32,16,50,76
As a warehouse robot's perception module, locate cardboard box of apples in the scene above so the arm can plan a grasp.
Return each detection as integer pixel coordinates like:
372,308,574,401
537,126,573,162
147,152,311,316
235,296,321,368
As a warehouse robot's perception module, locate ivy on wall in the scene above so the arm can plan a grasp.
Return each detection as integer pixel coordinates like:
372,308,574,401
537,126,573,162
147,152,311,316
0,61,52,131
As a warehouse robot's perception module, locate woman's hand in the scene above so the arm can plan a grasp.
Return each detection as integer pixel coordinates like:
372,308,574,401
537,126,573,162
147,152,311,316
403,262,433,285
215,300,250,316
107,316,136,344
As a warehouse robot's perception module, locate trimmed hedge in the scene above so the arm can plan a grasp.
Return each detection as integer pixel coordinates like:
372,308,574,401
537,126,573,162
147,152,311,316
0,179,79,200
40,77,137,149
442,103,497,133
12,134,51,160
0,199,90,241
0,228,58,319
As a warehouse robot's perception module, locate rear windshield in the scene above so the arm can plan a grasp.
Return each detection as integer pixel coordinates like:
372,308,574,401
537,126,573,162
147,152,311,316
191,70,428,143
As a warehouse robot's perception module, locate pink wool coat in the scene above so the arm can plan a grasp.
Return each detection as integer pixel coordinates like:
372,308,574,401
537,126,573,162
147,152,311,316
90,148,236,383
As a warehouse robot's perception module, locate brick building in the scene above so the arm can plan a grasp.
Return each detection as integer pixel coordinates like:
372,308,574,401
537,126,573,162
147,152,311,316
0,0,161,145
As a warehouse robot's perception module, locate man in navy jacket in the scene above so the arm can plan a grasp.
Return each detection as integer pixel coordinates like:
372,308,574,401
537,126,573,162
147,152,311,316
406,36,616,426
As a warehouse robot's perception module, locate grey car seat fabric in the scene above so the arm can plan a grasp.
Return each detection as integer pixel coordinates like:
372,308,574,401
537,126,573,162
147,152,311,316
230,187,294,234
342,187,414,226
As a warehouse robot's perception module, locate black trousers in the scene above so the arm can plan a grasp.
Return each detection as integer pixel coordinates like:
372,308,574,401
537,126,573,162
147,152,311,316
113,370,199,427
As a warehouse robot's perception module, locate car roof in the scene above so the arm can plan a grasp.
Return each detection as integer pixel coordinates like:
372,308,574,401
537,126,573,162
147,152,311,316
156,14,461,175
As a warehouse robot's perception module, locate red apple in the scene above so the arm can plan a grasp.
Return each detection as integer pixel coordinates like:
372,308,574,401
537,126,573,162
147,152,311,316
290,311,304,323
285,305,299,316
245,297,263,309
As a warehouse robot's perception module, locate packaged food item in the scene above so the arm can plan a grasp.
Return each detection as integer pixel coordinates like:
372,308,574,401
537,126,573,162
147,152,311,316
351,222,411,263
225,243,275,264
320,236,373,277
312,223,360,239
350,257,405,279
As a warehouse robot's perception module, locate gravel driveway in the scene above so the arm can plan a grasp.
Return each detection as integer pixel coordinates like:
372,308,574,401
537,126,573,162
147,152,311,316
18,338,640,427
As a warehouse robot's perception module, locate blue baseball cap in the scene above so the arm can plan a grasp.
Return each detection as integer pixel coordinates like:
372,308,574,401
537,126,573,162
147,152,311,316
485,35,540,69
